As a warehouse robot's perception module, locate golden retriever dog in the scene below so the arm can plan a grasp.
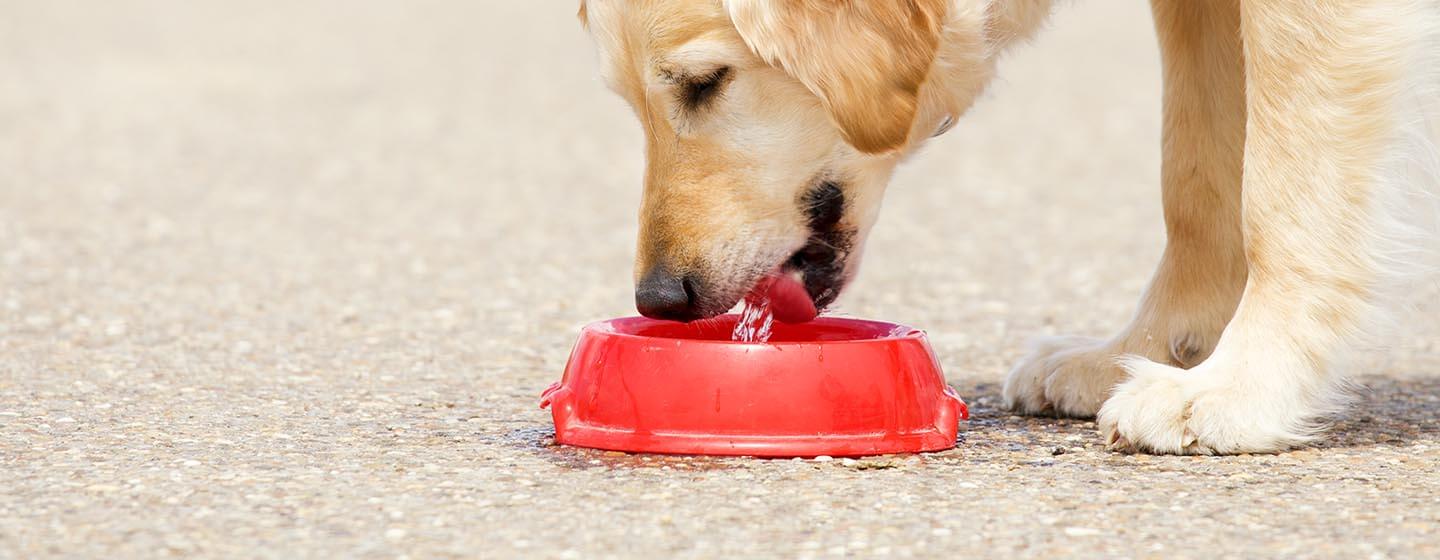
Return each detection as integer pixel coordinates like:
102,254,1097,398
577,0,1440,454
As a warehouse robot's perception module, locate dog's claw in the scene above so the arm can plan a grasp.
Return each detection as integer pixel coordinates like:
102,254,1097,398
1181,428,1198,449
1104,428,1131,452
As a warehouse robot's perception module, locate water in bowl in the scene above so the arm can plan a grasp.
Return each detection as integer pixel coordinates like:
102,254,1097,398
731,293,775,343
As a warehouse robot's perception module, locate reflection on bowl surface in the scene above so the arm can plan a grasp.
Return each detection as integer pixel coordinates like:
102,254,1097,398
601,315,918,343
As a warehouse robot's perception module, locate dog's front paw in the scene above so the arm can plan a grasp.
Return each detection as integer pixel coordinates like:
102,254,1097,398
1097,356,1320,455
1002,336,1129,418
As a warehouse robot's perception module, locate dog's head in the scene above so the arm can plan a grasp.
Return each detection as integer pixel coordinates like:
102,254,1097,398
580,0,1008,321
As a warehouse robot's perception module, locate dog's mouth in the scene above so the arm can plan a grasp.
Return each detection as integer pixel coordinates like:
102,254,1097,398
679,181,856,322
787,233,851,306
737,180,855,322
739,227,854,323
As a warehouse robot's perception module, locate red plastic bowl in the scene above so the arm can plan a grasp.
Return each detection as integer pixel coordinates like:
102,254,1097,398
540,315,967,457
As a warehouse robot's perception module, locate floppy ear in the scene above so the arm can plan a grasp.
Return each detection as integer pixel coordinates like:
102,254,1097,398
725,0,948,154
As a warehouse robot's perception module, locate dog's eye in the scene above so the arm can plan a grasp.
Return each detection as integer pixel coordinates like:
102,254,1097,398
678,67,731,111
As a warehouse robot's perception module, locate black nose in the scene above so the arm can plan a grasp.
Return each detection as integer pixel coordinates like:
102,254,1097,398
635,268,700,321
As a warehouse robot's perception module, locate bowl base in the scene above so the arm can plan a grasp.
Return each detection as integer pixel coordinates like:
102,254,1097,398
552,424,961,458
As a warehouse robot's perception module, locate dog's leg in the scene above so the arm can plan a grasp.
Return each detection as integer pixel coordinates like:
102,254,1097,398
1098,0,1437,454
1003,1,1247,418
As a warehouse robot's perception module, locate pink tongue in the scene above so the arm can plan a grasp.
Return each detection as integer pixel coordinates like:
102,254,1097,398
759,275,817,324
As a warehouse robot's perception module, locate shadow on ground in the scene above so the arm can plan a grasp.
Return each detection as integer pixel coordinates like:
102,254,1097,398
1322,375,1440,448
958,375,1440,451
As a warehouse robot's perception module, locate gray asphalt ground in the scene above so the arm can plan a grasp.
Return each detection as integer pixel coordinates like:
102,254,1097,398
3,2,1439,558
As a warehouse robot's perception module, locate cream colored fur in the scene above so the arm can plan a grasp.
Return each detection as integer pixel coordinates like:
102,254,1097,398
581,0,1440,455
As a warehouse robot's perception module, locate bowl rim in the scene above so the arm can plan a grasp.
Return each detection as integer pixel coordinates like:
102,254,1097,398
581,315,926,346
